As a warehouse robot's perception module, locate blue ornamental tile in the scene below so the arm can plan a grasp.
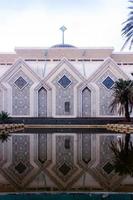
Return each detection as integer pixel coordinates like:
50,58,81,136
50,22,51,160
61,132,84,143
102,76,114,89
58,75,71,88
15,76,27,89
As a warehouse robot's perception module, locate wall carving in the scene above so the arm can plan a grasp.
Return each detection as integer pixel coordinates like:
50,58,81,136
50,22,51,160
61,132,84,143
9,70,33,115
1,135,33,187
0,89,3,112
0,132,126,191
96,71,117,115
38,87,47,117
82,87,91,117
52,70,77,116
53,135,77,183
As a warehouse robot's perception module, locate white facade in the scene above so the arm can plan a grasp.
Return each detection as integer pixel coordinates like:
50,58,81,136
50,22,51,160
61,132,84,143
0,47,132,118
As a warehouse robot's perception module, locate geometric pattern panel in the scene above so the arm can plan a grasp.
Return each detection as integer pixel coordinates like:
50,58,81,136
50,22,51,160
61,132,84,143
10,71,33,116
33,133,52,171
102,76,114,89
0,89,3,113
99,135,115,175
96,72,116,115
4,135,33,185
53,70,77,116
58,75,71,88
12,85,30,115
38,134,47,164
58,163,71,176
91,135,120,190
0,142,5,166
14,76,27,90
38,87,47,117
52,135,77,183
77,134,94,172
0,133,124,191
103,162,114,174
15,162,27,174
82,87,91,117
82,134,91,164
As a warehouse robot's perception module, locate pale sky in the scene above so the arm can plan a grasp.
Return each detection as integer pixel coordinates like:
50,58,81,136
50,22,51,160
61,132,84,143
0,0,130,52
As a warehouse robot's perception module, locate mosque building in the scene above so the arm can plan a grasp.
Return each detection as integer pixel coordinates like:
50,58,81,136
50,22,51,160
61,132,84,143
0,27,132,118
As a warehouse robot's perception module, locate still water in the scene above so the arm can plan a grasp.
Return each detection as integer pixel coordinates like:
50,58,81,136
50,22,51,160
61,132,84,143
0,131,132,193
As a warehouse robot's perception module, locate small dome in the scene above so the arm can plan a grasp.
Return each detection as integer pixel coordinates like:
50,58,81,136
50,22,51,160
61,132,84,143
51,44,76,48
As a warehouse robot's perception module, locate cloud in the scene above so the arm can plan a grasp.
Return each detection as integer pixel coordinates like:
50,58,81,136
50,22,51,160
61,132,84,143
0,0,129,51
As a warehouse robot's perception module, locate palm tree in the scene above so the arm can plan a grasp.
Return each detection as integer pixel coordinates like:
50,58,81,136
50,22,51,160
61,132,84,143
0,131,11,143
110,79,133,152
110,79,133,176
0,111,11,123
110,138,133,176
122,0,133,50
111,79,133,122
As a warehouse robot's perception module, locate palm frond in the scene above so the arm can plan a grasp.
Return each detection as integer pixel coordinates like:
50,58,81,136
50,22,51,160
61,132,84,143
110,79,133,121
0,132,11,143
110,138,133,176
122,0,133,50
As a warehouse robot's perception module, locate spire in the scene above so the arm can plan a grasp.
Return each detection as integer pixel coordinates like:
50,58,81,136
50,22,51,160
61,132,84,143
51,26,76,48
60,26,67,45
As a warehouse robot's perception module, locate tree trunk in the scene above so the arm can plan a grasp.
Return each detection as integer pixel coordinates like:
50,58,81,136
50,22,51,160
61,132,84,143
124,100,131,153
125,100,131,122
125,134,131,154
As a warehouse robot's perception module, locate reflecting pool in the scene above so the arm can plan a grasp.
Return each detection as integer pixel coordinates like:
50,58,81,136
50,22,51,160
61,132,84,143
0,131,133,192
0,193,133,200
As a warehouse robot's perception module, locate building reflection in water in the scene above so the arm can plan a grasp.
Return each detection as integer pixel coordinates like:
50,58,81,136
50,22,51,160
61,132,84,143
0,133,132,192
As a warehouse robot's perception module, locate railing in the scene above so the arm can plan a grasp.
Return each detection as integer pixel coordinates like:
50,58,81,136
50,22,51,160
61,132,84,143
0,124,24,134
0,123,132,134
106,124,133,133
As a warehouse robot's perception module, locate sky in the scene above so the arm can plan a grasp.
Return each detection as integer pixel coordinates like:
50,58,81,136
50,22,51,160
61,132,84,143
0,0,130,52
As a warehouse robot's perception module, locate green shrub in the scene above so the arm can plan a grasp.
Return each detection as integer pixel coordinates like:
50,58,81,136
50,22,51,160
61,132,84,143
0,111,11,123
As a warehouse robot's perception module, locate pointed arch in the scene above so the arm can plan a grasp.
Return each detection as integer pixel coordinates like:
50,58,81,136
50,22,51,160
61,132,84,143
88,57,128,82
45,58,85,118
0,58,41,82
38,87,47,117
82,87,91,117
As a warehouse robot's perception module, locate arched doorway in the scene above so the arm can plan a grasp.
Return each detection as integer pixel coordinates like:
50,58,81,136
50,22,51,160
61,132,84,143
38,87,47,117
82,87,91,117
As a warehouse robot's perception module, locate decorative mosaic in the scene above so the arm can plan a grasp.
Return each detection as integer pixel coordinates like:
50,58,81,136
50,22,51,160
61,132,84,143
91,134,122,190
82,88,91,117
0,89,3,112
77,134,95,172
102,76,114,89
15,162,27,174
9,70,33,115
98,135,115,175
58,163,71,176
52,135,77,183
96,71,117,115
103,162,114,174
82,134,91,164
58,75,71,88
52,70,77,116
14,76,27,90
38,134,47,164
0,133,126,191
12,85,30,115
3,135,33,186
33,134,52,169
0,142,7,167
38,87,47,117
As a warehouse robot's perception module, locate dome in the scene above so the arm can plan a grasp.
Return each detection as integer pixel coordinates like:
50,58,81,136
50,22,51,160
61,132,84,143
51,44,76,48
